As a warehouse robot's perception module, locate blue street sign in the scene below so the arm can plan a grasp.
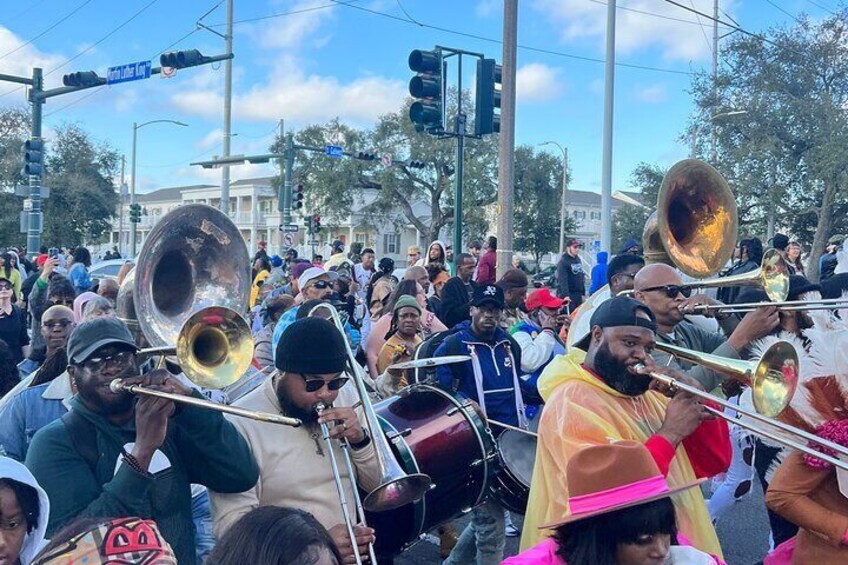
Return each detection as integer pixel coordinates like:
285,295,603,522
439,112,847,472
107,61,152,85
325,145,344,159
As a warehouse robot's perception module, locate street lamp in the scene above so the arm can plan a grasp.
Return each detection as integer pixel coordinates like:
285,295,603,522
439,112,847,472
540,141,569,256
130,119,188,256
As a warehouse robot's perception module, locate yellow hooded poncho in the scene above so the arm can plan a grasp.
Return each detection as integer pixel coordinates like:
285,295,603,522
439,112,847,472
520,349,723,557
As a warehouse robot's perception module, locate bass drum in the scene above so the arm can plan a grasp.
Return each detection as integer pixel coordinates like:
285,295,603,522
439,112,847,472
489,410,540,514
365,384,496,556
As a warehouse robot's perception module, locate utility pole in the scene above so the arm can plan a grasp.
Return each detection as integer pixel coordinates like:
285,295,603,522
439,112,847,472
600,0,616,254
496,0,518,279
130,123,138,257
559,148,569,256
220,0,234,216
27,68,44,260
119,155,126,256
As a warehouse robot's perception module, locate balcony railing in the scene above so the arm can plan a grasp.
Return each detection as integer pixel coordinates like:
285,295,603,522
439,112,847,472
111,209,270,230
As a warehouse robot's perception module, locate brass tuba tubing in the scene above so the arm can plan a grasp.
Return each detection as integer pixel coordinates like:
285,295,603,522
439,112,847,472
110,379,302,427
640,368,848,471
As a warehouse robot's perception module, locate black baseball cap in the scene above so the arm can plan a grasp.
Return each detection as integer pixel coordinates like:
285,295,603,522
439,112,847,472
67,317,138,364
472,284,505,309
575,296,657,351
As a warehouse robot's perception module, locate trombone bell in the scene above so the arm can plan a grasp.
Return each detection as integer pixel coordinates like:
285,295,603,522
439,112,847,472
656,340,798,418
176,306,254,390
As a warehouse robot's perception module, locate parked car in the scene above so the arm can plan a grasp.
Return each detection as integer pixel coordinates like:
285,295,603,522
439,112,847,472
89,259,134,281
532,265,556,288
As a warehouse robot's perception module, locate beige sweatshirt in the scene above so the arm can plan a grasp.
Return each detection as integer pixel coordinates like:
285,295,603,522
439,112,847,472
209,377,382,536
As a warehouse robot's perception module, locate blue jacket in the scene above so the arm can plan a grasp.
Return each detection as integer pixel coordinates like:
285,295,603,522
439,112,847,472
68,263,92,295
434,321,528,428
510,320,566,420
590,251,608,294
0,379,68,461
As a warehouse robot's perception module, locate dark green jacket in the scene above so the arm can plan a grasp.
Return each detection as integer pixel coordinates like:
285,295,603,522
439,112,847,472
25,392,259,565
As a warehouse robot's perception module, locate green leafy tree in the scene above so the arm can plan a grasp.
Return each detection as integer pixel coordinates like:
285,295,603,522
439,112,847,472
513,145,576,265
272,92,499,244
612,163,663,253
42,124,119,247
690,12,848,280
0,107,30,247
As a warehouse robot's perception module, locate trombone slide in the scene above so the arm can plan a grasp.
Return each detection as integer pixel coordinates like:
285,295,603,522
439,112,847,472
110,380,302,427
644,370,848,471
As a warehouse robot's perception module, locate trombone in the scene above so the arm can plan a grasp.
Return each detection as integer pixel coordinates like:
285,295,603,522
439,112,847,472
686,298,848,314
648,341,848,471
110,306,302,428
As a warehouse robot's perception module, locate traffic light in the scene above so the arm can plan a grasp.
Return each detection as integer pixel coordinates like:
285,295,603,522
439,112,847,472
475,58,502,136
408,49,444,132
304,215,313,233
407,159,426,169
129,203,142,223
355,151,377,161
293,183,304,209
62,71,104,88
313,215,322,233
160,49,211,69
22,139,44,176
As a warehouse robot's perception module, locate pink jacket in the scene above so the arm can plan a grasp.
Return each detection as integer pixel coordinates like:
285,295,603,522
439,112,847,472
502,537,726,565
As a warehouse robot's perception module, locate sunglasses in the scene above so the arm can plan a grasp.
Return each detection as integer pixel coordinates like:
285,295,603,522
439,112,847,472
309,279,330,290
0,283,11,291
43,320,73,331
641,284,692,298
82,350,135,372
302,374,349,393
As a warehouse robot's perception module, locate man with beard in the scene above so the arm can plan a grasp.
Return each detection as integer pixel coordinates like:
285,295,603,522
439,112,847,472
521,297,731,558
210,317,381,563
24,317,258,565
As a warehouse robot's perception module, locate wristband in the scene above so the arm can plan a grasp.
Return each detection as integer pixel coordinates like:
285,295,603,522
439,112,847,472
121,449,153,477
349,429,371,451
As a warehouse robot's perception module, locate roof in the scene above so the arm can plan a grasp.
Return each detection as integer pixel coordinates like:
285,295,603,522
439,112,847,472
231,177,276,186
136,185,214,202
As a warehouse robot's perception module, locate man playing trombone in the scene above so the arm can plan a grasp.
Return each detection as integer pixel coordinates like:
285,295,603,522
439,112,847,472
210,317,381,564
24,317,260,565
521,296,731,557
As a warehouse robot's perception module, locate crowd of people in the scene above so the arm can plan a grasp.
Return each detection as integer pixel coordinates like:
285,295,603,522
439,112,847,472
1,227,848,565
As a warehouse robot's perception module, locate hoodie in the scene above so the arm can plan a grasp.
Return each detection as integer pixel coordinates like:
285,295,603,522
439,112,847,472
418,240,447,268
589,251,608,294
0,457,50,565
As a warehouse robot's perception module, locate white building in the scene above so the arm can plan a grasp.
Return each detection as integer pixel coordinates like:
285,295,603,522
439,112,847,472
107,177,430,266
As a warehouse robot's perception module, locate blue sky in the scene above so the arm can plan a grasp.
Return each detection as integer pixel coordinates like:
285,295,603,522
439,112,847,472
0,0,836,195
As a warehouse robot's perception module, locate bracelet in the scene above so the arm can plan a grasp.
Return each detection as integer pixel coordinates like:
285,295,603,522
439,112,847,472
349,430,371,451
121,449,152,477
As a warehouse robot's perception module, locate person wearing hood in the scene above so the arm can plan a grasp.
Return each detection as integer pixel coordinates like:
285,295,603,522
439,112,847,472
434,284,531,565
620,238,642,255
418,240,447,269
0,456,49,565
520,297,730,556
589,251,608,294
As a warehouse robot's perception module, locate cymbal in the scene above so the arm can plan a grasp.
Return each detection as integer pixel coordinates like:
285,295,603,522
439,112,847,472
388,355,471,371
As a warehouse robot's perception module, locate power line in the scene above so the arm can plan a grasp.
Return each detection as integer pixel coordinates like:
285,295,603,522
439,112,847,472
0,0,93,62
805,0,836,15
215,0,361,26
689,0,715,55
5,0,50,27
765,0,803,23
328,0,693,76
587,0,733,31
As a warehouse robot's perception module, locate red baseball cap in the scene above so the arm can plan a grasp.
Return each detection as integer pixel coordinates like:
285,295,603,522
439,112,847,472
36,254,48,267
526,288,565,310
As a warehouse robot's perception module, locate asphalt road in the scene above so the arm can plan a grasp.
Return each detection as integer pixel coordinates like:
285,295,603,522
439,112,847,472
394,480,772,564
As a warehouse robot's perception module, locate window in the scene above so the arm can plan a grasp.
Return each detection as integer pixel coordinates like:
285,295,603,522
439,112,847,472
590,211,601,220
383,233,400,254
354,232,370,246
572,210,586,219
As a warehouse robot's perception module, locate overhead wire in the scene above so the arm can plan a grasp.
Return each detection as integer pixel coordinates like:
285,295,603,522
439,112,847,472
587,0,733,30
0,0,93,61
765,0,804,24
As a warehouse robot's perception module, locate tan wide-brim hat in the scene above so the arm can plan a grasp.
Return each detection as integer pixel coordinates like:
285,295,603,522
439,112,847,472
540,440,704,530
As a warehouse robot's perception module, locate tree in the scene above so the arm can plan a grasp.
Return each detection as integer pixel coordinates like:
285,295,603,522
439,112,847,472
42,124,119,247
513,145,576,265
690,12,848,281
0,107,30,247
611,163,664,253
272,92,499,244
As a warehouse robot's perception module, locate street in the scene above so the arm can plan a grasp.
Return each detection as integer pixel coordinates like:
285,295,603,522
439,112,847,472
396,480,771,564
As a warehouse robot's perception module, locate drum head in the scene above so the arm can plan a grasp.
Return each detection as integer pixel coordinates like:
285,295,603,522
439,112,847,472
498,430,537,487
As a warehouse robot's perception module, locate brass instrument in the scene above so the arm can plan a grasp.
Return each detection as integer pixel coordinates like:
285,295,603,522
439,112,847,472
308,303,433,512
688,297,848,314
645,341,848,471
642,159,738,278
111,305,301,427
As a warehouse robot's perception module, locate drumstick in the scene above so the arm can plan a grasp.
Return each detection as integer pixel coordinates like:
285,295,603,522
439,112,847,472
488,419,538,437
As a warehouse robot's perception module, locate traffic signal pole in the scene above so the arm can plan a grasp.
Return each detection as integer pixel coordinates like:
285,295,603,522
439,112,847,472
27,68,44,260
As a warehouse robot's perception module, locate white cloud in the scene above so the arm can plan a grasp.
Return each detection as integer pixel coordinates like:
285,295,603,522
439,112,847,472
532,0,734,61
0,26,65,82
516,63,563,102
196,129,224,151
635,84,667,103
170,56,406,125
476,0,500,18
257,0,336,50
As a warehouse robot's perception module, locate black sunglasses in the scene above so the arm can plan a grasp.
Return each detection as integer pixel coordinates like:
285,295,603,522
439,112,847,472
310,279,330,290
641,284,692,298
302,375,349,393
